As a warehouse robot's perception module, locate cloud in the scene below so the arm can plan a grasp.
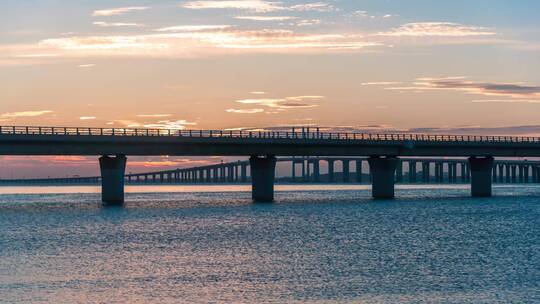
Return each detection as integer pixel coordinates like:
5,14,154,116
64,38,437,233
182,1,335,12
36,29,381,57
362,81,402,86
235,16,296,21
471,99,540,104
1,110,53,118
284,95,324,101
353,11,397,19
78,63,95,68
117,119,197,130
414,77,540,99
289,2,335,12
79,116,96,120
235,95,323,109
226,108,265,114
93,21,145,27
136,114,173,117
182,1,284,12
92,6,149,17
295,19,322,27
13,53,59,58
129,158,211,168
155,25,233,32
251,91,267,94
380,77,540,101
377,22,496,37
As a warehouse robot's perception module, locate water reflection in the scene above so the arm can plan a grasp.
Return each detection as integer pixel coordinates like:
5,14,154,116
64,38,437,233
0,185,539,303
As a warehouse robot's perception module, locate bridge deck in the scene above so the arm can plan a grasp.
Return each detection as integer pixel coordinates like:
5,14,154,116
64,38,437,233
2,126,540,157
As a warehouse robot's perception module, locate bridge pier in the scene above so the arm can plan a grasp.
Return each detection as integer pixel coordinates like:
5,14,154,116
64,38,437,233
241,164,248,183
368,156,398,199
328,159,335,183
408,161,416,183
356,160,363,183
395,160,403,183
469,156,494,197
99,155,127,205
342,160,350,183
422,162,430,183
250,156,277,202
313,160,320,183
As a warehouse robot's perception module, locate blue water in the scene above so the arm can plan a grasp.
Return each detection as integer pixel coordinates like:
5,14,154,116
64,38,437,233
0,185,539,303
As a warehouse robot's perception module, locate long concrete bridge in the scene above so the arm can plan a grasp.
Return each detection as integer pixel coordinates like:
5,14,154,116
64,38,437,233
3,157,540,186
2,125,540,204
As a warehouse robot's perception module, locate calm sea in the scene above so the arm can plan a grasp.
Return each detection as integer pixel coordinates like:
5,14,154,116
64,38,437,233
0,185,538,303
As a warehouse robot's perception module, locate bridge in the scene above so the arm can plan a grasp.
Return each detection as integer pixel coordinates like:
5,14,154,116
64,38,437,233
3,157,540,186
2,125,540,204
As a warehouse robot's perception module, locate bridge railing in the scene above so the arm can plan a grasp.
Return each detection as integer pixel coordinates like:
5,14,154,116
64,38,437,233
1,125,540,143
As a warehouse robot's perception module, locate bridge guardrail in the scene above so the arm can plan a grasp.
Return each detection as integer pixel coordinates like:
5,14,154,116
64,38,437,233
1,125,539,143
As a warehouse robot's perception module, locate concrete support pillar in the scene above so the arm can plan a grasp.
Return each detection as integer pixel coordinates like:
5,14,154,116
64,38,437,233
498,165,504,183
505,165,511,183
518,166,524,183
205,169,211,183
313,160,321,183
452,163,458,183
355,160,363,183
210,168,214,183
291,160,297,181
220,166,226,183
229,165,234,182
99,155,127,205
469,156,494,197
395,160,403,183
250,156,277,202
368,156,398,199
422,162,430,183
524,166,530,183
408,161,417,183
328,160,335,183
435,162,443,183
460,163,467,183
241,164,248,183
511,165,517,183
302,159,307,182
342,160,350,183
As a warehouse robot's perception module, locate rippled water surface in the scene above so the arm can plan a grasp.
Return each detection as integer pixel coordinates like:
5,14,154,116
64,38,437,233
0,185,539,303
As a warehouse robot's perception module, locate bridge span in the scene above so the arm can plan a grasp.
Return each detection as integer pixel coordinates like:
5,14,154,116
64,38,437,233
3,157,540,186
2,125,540,204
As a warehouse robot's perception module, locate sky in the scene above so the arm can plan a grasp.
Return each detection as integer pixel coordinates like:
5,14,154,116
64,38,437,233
1,0,539,178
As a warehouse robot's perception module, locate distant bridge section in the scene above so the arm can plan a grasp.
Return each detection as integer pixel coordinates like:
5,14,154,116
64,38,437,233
2,157,540,185
2,125,540,204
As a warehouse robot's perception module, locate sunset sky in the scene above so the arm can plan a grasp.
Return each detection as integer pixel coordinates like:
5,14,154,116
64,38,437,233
1,0,539,178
